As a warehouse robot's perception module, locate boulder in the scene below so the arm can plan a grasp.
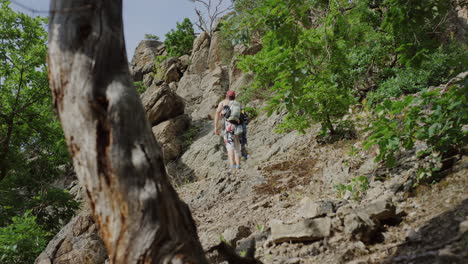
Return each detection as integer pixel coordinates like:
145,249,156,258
141,84,185,126
270,217,331,243
152,115,191,162
177,66,228,121
164,64,182,83
222,226,252,247
189,32,210,74
229,60,254,92
358,198,396,221
344,212,378,243
142,74,154,87
459,218,468,234
233,43,263,56
130,40,163,82
297,197,335,219
179,54,190,71
177,74,203,102
208,31,229,70
35,209,107,264
191,66,228,120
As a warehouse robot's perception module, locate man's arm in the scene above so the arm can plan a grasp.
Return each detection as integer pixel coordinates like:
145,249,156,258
214,102,223,135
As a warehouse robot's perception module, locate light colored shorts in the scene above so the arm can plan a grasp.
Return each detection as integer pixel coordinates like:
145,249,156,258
224,133,241,157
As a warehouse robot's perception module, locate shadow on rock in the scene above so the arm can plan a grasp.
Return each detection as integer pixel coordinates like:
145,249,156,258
384,199,468,264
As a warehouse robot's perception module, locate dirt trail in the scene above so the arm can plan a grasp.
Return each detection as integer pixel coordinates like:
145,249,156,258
176,115,468,263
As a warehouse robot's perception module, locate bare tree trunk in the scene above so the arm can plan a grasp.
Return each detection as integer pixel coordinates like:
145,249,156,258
47,1,208,263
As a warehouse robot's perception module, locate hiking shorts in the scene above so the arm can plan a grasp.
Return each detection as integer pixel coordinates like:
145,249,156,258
224,133,241,157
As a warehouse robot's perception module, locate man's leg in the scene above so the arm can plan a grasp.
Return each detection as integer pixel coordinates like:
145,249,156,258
233,137,241,167
227,148,235,167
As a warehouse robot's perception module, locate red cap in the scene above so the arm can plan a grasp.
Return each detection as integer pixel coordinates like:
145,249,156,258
226,90,236,99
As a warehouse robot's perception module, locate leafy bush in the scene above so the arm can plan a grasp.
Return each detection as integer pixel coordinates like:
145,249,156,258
144,34,160,41
164,18,195,57
0,211,48,264
335,176,370,201
181,125,201,151
31,188,80,233
364,84,467,182
134,81,148,94
367,45,468,105
242,106,258,120
221,0,465,137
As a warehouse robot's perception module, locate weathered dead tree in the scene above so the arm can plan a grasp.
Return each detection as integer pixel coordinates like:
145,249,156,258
190,0,233,35
47,0,208,263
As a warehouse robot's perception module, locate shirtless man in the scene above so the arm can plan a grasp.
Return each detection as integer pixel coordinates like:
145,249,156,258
214,90,241,169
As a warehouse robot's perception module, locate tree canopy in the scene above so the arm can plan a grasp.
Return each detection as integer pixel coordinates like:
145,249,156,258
0,1,77,262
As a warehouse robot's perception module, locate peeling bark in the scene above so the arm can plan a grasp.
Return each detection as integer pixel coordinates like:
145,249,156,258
47,1,207,263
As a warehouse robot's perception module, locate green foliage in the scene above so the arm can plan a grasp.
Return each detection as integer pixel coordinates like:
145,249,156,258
218,234,231,246
242,106,258,120
152,55,169,80
181,125,201,151
255,223,265,233
364,84,468,180
0,2,78,260
221,0,465,136
382,0,451,66
367,45,468,105
144,34,160,41
335,176,370,201
164,18,195,57
134,81,148,94
0,211,49,264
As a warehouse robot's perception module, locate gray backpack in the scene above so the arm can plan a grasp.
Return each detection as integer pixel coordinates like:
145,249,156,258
226,100,241,124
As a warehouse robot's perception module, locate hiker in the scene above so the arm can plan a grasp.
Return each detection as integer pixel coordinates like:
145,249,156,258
215,90,243,169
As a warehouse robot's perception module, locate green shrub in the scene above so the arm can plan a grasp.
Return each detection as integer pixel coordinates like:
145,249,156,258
31,188,80,234
181,125,201,151
144,34,160,41
364,84,467,182
0,211,48,264
134,81,148,94
367,45,468,105
221,0,465,137
242,106,258,120
164,18,195,57
335,176,370,201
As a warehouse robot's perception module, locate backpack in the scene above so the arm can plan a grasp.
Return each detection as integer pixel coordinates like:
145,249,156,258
226,100,241,124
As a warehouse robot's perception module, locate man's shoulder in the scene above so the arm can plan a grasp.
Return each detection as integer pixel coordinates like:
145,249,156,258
219,99,230,107
217,99,228,112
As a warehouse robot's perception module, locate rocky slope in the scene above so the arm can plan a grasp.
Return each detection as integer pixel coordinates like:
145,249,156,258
36,25,468,264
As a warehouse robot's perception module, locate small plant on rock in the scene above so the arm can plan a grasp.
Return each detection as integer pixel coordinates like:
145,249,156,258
182,125,201,151
336,176,370,201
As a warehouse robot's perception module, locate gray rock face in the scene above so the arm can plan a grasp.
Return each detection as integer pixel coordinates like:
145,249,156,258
358,199,396,221
297,197,335,219
130,40,163,82
189,32,210,74
177,66,228,121
207,31,225,70
177,74,203,102
141,84,185,126
270,217,331,243
179,55,190,71
222,226,252,247
152,115,190,162
35,210,107,264
344,212,378,243
164,63,182,84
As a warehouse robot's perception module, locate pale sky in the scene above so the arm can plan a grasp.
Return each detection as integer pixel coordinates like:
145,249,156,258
10,0,228,60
